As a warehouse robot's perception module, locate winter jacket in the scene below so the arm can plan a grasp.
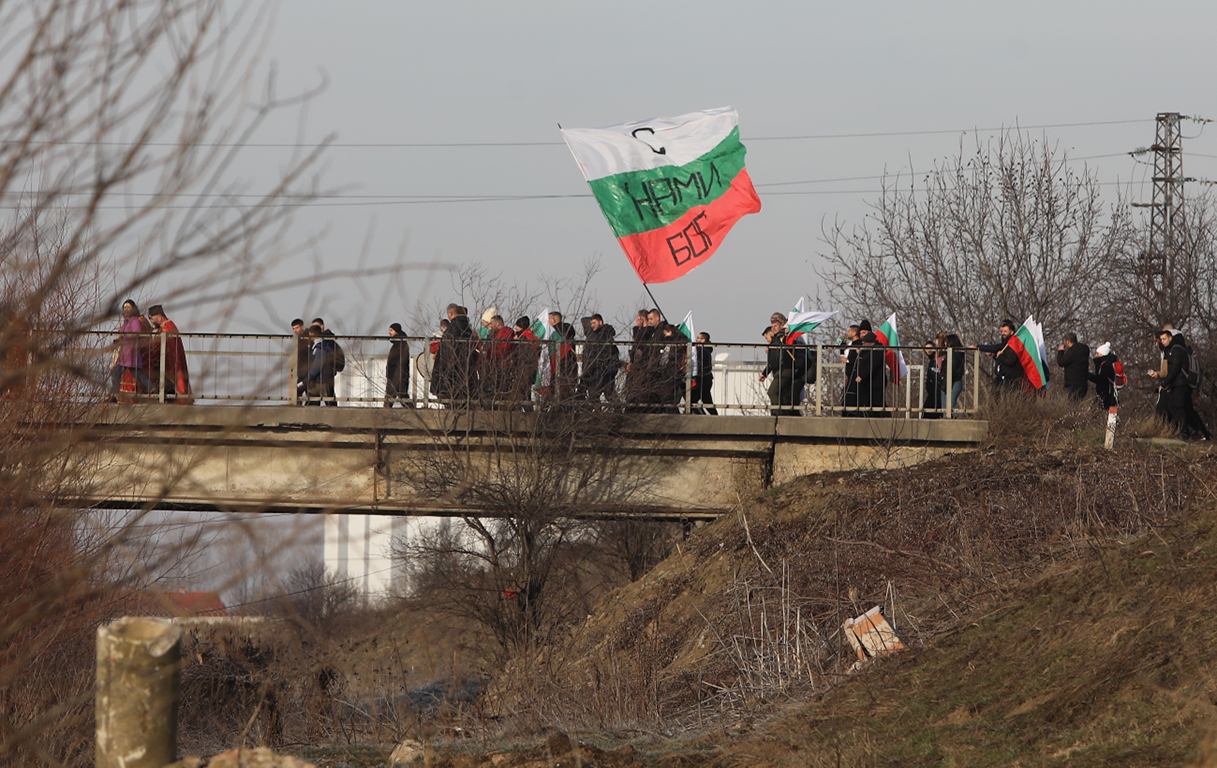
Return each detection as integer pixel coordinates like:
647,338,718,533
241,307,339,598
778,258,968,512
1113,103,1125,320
1088,354,1119,409
387,336,411,390
1056,342,1091,389
583,324,620,375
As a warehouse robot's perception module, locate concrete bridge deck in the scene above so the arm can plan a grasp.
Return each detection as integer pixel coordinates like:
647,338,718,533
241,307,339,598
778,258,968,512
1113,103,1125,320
71,405,988,521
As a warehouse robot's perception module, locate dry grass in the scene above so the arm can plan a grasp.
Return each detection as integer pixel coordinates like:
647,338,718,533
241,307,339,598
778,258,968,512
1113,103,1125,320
481,431,1212,741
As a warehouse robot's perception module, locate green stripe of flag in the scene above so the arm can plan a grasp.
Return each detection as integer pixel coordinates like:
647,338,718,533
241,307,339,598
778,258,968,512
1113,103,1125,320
587,128,748,238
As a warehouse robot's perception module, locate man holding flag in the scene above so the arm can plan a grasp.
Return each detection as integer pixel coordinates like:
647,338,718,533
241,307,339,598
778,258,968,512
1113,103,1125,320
978,317,1050,397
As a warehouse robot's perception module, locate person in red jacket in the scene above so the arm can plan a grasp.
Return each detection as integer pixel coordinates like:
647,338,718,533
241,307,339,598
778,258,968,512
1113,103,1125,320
479,315,515,404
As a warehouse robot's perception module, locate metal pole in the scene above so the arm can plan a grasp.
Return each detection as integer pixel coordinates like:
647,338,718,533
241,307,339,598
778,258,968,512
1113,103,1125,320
96,617,181,768
945,349,954,419
972,348,981,415
289,341,299,405
903,357,912,419
685,339,693,413
814,345,823,416
158,333,167,404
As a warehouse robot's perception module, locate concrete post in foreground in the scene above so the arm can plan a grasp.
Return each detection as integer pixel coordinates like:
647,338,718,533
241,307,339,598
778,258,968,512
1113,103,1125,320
96,617,182,768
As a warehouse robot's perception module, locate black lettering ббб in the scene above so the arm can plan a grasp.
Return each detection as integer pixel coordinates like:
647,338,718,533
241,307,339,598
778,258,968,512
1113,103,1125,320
666,212,713,266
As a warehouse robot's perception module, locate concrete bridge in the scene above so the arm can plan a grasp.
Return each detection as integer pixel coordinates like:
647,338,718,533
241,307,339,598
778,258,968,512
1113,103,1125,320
72,405,988,522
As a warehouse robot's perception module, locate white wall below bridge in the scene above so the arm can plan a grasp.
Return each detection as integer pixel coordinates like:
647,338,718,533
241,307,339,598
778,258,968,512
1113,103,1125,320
323,514,436,596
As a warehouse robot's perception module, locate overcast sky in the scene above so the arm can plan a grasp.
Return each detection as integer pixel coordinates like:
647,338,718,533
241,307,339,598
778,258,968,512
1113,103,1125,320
172,0,1217,344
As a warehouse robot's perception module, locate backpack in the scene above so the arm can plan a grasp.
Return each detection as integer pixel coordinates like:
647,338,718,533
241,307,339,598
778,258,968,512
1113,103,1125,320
1185,347,1203,389
332,341,346,373
1111,360,1127,391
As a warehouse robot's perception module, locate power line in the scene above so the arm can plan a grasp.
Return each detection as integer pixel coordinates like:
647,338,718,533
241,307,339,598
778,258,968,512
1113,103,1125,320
1,118,1151,150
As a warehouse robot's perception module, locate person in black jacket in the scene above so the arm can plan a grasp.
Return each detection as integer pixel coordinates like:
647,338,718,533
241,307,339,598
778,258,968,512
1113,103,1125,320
626,308,663,410
431,303,477,405
690,332,718,415
976,319,1025,397
580,314,620,403
305,325,338,406
1150,328,1211,440
385,322,411,407
922,338,944,417
1055,332,1090,400
854,331,888,417
759,313,806,416
1088,342,1119,411
943,333,966,414
658,322,689,412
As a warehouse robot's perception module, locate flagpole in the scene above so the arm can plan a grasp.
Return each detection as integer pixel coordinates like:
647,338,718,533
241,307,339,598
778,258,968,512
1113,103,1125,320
642,283,662,318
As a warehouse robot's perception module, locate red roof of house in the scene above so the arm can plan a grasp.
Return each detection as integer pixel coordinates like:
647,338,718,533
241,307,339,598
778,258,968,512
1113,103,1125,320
125,588,228,617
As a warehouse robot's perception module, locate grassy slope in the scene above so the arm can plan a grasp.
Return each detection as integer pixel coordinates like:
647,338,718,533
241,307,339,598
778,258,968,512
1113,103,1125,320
469,440,1217,767
711,497,1217,767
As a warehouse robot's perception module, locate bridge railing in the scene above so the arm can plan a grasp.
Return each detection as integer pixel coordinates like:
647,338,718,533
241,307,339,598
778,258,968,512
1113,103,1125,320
78,332,986,418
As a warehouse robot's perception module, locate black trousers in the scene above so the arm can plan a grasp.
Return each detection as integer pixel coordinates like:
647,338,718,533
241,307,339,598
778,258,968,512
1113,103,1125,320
691,374,717,415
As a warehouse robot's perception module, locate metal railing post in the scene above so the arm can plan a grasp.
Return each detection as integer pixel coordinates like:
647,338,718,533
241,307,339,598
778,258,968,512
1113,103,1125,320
158,333,167,403
972,348,981,414
904,362,912,419
815,345,823,416
685,339,694,414
289,341,299,405
945,349,955,419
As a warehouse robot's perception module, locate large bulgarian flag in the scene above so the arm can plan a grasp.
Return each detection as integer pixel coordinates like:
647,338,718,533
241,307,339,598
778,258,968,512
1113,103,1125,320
1007,315,1049,389
561,107,761,284
874,313,909,385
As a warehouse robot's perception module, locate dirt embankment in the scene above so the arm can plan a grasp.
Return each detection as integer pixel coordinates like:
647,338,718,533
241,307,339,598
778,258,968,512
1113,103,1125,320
458,442,1217,766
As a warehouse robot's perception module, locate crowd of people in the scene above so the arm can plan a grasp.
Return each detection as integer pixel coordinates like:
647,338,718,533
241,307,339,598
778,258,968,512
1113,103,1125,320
109,301,1212,440
418,304,702,413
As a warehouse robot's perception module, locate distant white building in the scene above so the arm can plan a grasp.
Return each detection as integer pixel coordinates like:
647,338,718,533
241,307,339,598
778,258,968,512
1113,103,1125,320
324,513,434,596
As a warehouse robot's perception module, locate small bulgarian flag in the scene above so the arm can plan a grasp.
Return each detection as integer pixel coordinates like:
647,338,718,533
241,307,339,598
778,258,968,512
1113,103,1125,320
791,296,806,316
786,310,837,344
677,311,697,376
561,107,761,284
532,309,554,388
874,313,909,385
1008,315,1049,389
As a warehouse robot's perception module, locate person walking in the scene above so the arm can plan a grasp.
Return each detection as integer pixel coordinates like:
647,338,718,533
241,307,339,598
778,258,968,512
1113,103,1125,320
1056,332,1090,401
146,305,193,404
943,333,966,415
431,303,477,406
305,325,338,406
385,323,411,407
1150,328,1212,440
580,314,621,403
690,332,718,415
759,313,805,416
977,319,1025,397
111,299,154,400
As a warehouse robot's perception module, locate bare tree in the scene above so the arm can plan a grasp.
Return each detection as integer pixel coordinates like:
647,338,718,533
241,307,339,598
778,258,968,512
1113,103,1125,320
393,406,665,658
819,131,1132,346
0,1,338,764
274,561,363,635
